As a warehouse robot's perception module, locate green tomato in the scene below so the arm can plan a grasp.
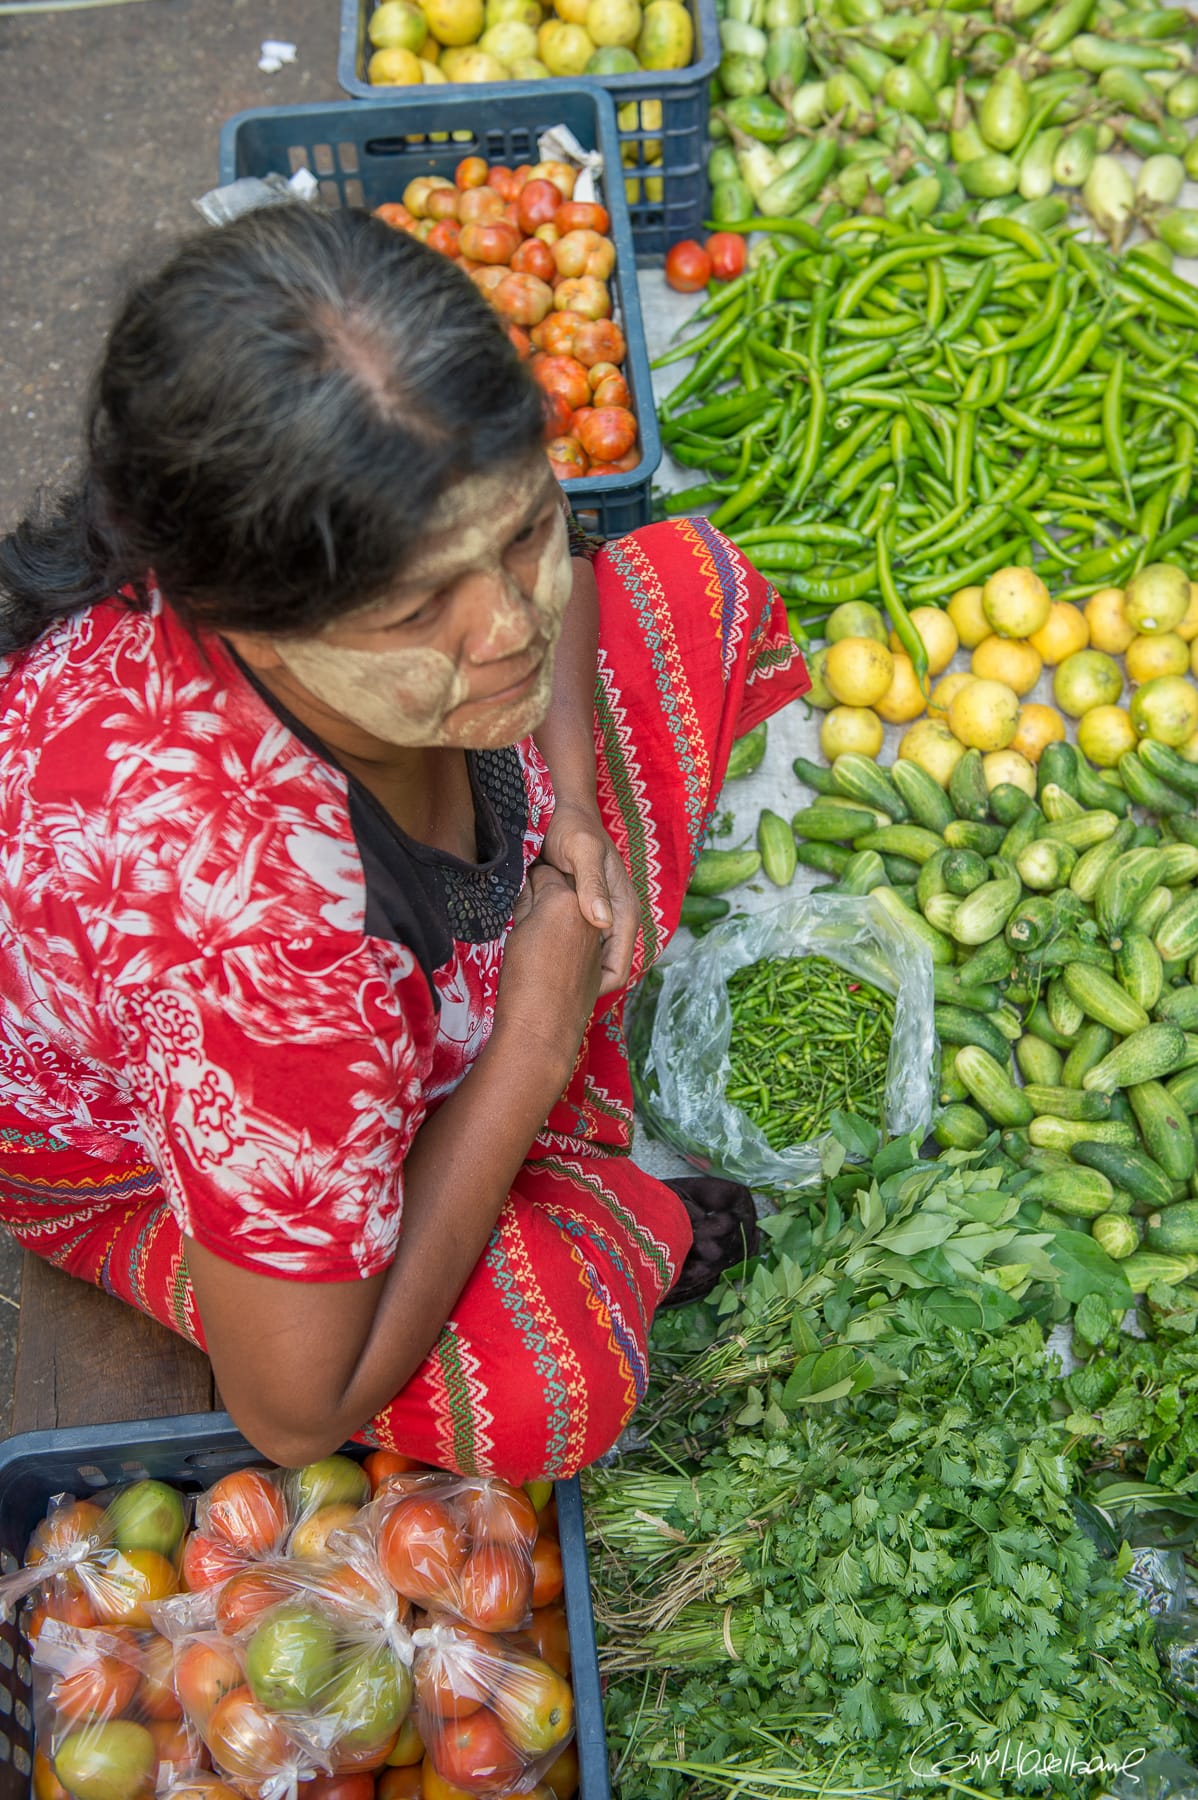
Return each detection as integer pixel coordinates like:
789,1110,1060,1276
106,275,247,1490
245,1601,338,1711
292,1453,371,1514
104,1479,186,1558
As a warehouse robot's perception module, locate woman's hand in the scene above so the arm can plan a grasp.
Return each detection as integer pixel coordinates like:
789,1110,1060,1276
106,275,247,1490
539,799,640,996
496,860,607,1075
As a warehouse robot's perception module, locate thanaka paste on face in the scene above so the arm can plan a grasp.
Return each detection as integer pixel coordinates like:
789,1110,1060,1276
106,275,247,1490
271,468,572,749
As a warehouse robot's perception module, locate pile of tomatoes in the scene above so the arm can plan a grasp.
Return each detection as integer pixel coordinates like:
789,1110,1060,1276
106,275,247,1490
375,155,640,483
17,1452,578,1800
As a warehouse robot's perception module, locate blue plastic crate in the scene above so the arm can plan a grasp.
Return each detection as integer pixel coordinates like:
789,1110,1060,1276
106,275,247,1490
337,0,718,264
219,87,661,538
0,1412,610,1799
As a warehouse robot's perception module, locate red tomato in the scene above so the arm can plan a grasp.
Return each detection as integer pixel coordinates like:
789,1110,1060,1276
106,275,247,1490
516,179,563,234
510,237,556,283
32,1750,70,1800
302,1776,376,1798
528,160,576,200
181,1531,245,1592
585,359,620,391
541,388,575,441
421,188,456,222
377,1768,423,1798
608,446,641,472
492,273,554,328
513,163,533,190
378,1496,468,1608
529,1537,564,1608
664,239,713,292
28,1500,105,1564
502,201,522,230
459,222,521,267
486,166,520,202
27,1579,98,1638
148,1716,195,1773
363,1451,427,1493
458,187,506,225
413,1645,485,1722
202,1470,288,1555
431,1709,524,1794
215,1568,290,1637
705,231,748,281
545,437,588,481
427,219,461,258
571,406,595,437
530,310,584,356
572,318,626,368
457,1543,532,1633
530,353,590,412
175,1637,243,1725
138,1630,184,1721
577,406,637,464
51,1640,141,1724
556,201,610,235
460,1480,538,1550
591,372,630,408
454,156,488,191
511,1603,570,1677
471,266,508,300
205,1685,295,1784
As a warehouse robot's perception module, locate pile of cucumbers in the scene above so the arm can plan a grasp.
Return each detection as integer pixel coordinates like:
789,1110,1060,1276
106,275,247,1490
689,727,1198,1291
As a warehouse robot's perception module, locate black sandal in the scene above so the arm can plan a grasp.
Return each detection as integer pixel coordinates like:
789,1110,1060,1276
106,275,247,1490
659,1176,760,1308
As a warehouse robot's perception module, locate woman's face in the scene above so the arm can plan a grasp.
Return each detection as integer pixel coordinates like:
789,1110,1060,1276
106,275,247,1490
268,456,573,751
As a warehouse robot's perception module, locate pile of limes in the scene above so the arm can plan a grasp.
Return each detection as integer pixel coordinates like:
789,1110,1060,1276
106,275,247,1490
366,0,693,84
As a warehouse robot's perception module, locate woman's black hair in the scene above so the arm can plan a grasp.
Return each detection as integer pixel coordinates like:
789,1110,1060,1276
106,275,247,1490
0,205,548,652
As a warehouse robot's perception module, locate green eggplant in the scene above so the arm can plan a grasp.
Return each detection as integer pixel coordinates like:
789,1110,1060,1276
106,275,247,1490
710,177,755,223
719,53,768,97
721,93,792,140
1019,127,1062,199
881,62,939,122
708,143,740,184
980,64,1030,151
1099,64,1165,121
842,40,894,96
1166,74,1198,120
1053,122,1097,186
765,26,808,101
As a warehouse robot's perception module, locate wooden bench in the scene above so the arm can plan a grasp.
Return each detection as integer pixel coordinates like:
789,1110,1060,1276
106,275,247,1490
12,1251,217,1435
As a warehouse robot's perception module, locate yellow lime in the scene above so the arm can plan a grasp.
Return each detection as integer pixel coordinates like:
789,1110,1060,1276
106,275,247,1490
1125,631,1190,684
480,18,538,58
982,749,1036,799
948,679,1021,751
891,605,958,676
1010,702,1066,764
899,717,967,788
586,0,642,45
368,44,426,79
636,0,692,67
538,16,595,67
1177,582,1198,644
1077,704,1137,768
1123,562,1190,634
370,0,429,48
486,0,541,23
1129,674,1198,747
820,706,884,760
981,565,1051,640
874,653,927,725
1053,649,1123,718
423,0,485,43
1083,586,1135,654
587,43,638,68
448,45,507,73
1028,600,1089,666
928,670,974,722
947,585,990,649
805,646,836,710
824,636,895,707
827,600,887,645
554,0,591,22
970,634,1042,697
510,52,550,71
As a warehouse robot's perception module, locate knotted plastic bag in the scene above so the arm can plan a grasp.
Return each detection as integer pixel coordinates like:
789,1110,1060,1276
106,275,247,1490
629,892,935,1191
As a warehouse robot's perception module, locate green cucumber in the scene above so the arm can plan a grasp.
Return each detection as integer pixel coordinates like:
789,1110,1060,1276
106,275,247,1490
1005,893,1058,951
942,820,1006,855
1082,1023,1188,1093
794,841,851,877
1062,1021,1115,1090
1038,740,1079,799
933,1103,991,1150
1018,1165,1114,1217
1131,886,1176,939
1062,964,1152,1035
1029,1116,1139,1151
890,757,956,832
1092,1213,1140,1259
1145,1199,1198,1255
792,755,838,796
941,849,990,896
1128,1079,1197,1180
1000,801,1046,862
1069,818,1136,903
792,803,886,842
934,1006,1015,1067
868,883,956,964
955,937,1018,986
1041,810,1120,851
950,876,1022,946
1024,1001,1077,1052
852,823,946,864
1039,781,1084,823
949,747,990,822
689,849,762,895
933,968,1001,1013
1118,750,1193,814
990,783,1032,827
727,722,768,779
1154,890,1198,963
1138,738,1198,799
758,808,798,887
830,752,908,820
1114,931,1164,1013
1021,1085,1114,1123
1048,974,1086,1039
1015,1033,1064,1086
954,1044,1035,1127
839,850,888,896
1072,1139,1176,1210
680,893,732,930
1156,984,1198,1029
1095,848,1166,939
1119,1249,1198,1292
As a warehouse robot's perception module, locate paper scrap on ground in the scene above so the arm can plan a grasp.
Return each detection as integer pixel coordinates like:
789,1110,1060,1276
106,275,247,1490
259,38,297,72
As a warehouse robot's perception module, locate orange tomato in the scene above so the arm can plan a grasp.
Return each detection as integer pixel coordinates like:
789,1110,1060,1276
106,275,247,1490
431,1708,524,1794
215,1568,290,1637
315,1558,392,1619
175,1636,243,1725
486,166,520,202
542,1740,580,1799
27,1579,98,1638
459,187,506,226
530,353,590,413
302,1776,377,1798
516,179,563,234
138,1630,183,1720
571,318,625,369
420,1758,477,1800
427,219,462,259
527,161,576,200
510,237,556,284
378,1767,424,1798
51,1638,141,1725
27,1500,106,1566
414,1651,485,1723
459,1480,538,1551
553,276,611,320
91,1548,178,1627
506,323,533,362
556,201,610,236
378,1497,468,1608
551,230,615,282
577,407,637,464
457,1543,532,1634
493,273,554,328
167,1782,243,1800
459,222,521,267
471,266,509,299
374,202,415,232
530,310,584,357
181,1531,245,1593
205,1685,296,1784
202,1470,288,1556
545,437,588,481
591,372,630,409
454,156,489,190
529,1538,564,1609
148,1715,196,1773
426,187,460,222
31,1749,70,1800
512,1604,570,1678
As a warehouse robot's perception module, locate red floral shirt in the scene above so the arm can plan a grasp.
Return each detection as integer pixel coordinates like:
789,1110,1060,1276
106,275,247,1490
0,591,552,1280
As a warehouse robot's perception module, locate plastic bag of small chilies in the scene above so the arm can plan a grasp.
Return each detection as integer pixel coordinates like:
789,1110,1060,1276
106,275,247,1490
30,1616,204,1797
627,891,936,1191
0,1480,190,1640
368,1472,540,1635
411,1616,576,1796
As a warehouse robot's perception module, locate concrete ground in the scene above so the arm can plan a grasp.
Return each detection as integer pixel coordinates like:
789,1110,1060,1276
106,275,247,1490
0,0,343,1434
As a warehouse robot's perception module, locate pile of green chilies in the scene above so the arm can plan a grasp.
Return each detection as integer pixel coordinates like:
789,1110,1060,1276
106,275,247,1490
654,209,1198,681
725,953,894,1147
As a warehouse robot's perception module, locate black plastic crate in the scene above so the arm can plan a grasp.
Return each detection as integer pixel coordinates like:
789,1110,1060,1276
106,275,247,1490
0,1412,610,1799
337,0,718,264
219,88,660,538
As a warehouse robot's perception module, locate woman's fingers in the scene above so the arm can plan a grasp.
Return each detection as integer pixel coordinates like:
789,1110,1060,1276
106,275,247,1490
596,847,640,996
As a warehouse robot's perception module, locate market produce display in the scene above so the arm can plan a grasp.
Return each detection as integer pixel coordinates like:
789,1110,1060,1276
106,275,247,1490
375,154,641,482
9,1456,577,1800
707,0,1198,245
363,0,695,84
654,210,1198,647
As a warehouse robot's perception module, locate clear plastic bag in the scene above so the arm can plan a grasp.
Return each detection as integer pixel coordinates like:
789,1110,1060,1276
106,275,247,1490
31,1617,204,1797
0,1481,189,1635
631,892,936,1191
412,1617,575,1796
371,1473,539,1635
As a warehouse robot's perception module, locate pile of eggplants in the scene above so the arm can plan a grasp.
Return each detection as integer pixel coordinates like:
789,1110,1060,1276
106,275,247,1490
710,0,1198,253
